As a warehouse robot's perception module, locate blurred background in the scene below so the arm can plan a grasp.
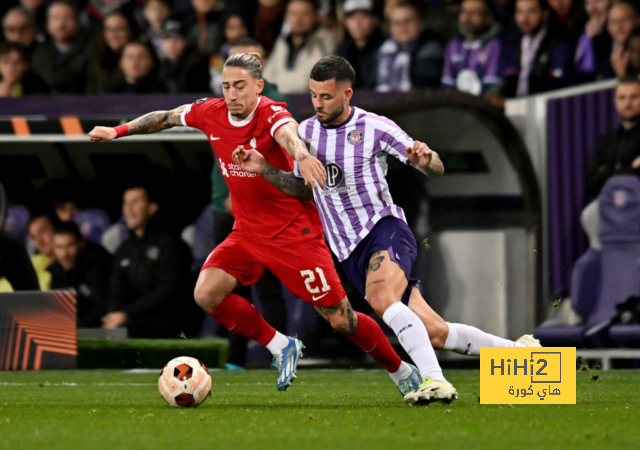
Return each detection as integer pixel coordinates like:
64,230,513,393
1,0,640,370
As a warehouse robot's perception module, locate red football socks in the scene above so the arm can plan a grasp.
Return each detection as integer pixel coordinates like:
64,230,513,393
210,294,276,346
349,312,402,373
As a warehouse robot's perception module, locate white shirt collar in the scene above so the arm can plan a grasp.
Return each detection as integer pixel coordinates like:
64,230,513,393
227,97,261,127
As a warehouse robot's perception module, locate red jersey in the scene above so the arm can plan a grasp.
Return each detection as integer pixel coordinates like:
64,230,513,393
181,96,323,245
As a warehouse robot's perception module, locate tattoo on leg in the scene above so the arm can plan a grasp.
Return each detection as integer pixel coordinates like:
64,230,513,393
366,251,385,275
345,301,358,335
366,279,386,288
317,303,344,317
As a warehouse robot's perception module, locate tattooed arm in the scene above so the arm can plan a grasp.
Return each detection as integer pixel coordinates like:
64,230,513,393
88,104,189,142
273,121,327,189
232,146,314,201
262,161,314,201
405,140,444,177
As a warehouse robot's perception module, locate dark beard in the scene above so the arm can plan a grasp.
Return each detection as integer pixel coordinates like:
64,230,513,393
620,112,640,127
317,103,344,125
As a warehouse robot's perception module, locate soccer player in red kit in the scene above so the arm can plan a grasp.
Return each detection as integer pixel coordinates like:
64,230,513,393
88,52,421,395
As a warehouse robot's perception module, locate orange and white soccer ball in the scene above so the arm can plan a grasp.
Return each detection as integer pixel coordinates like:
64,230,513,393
158,357,212,407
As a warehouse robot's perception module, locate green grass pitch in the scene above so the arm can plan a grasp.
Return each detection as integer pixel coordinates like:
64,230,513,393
0,369,638,450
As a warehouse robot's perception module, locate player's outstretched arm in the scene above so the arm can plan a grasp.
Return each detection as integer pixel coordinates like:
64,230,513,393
406,141,445,177
274,122,327,190
232,147,314,202
88,104,189,142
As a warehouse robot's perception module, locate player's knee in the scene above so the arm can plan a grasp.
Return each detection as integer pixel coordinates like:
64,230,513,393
194,283,225,314
367,290,397,318
430,328,447,350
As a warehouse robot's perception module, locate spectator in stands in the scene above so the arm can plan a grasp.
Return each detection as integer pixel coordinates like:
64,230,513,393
251,0,287,53
141,0,172,60
442,0,504,96
586,76,640,196
31,1,91,94
105,41,167,93
81,0,136,34
27,213,55,290
503,0,573,97
2,6,39,52
263,0,339,94
208,12,250,92
88,11,134,93
0,42,48,97
103,185,200,338
218,12,250,60
45,179,111,244
376,2,443,92
574,0,613,80
336,0,386,90
158,20,210,93
19,0,47,32
186,0,227,56
548,0,584,40
625,29,640,77
608,2,640,78
49,221,112,328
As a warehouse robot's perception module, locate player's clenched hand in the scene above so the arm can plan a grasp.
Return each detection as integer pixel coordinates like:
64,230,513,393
88,126,117,142
232,145,267,174
406,141,433,167
297,153,326,190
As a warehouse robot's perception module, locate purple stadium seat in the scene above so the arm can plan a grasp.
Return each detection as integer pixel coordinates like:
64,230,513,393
586,176,640,342
4,205,31,243
536,175,640,347
75,208,111,244
609,325,640,347
535,248,600,346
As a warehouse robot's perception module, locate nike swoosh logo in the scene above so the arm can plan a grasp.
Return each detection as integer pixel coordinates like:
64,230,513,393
312,292,329,301
210,135,220,141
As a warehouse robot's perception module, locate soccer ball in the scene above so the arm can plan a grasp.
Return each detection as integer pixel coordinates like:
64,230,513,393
158,356,212,407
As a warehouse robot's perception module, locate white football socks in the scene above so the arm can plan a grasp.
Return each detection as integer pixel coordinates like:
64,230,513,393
382,302,446,382
265,331,290,355
443,323,525,357
389,361,413,384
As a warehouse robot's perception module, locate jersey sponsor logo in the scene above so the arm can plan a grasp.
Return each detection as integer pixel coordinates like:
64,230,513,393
312,292,329,301
219,157,257,179
347,129,364,145
196,98,207,105
325,163,344,188
267,109,287,123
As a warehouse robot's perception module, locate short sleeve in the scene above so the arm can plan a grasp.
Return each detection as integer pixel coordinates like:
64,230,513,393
180,98,209,130
264,101,297,137
374,117,414,165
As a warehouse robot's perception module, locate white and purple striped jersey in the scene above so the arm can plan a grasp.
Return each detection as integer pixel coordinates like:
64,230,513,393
294,107,414,261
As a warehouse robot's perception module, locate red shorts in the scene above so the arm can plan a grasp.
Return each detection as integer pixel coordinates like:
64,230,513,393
201,230,346,307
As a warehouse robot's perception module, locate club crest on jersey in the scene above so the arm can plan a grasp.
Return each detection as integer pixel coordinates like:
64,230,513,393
347,130,363,145
325,163,344,188
250,137,257,149
196,98,207,105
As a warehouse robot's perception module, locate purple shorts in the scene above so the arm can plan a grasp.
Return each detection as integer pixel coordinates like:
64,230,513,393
340,216,422,305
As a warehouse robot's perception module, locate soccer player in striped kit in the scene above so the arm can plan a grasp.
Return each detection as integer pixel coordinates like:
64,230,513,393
234,55,541,405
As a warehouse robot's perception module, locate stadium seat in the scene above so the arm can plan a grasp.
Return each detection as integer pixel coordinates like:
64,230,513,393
609,324,640,347
536,175,640,347
75,208,111,244
4,205,31,243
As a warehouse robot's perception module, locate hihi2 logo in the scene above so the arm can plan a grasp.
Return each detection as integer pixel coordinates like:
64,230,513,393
480,347,576,404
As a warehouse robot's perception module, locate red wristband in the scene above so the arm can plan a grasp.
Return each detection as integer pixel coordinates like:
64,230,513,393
114,124,129,138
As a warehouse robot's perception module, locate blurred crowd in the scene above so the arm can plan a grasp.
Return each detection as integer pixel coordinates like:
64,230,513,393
1,0,638,104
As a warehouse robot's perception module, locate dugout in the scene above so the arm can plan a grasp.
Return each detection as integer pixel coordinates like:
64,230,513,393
357,90,542,342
